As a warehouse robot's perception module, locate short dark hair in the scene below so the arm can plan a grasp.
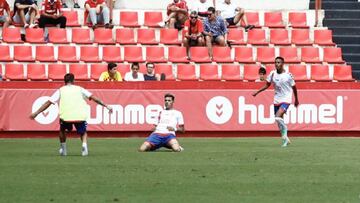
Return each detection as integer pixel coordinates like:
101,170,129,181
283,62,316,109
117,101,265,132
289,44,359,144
207,7,216,14
131,62,139,69
259,67,266,74
275,56,284,63
64,73,74,84
146,62,155,68
164,93,175,101
190,10,198,16
108,63,117,71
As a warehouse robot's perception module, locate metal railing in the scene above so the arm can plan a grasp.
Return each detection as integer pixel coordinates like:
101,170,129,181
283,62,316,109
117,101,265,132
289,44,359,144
315,0,322,27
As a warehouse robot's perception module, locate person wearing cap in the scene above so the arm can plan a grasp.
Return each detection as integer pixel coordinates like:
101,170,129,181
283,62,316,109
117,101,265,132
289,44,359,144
38,0,66,29
183,10,205,60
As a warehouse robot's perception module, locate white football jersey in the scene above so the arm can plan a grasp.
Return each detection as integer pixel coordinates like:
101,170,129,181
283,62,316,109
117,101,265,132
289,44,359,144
266,70,296,104
154,109,184,135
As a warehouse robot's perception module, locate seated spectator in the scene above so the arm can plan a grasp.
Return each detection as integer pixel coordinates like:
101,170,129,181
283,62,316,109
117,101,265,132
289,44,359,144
99,63,122,81
183,11,205,60
124,62,145,81
203,7,227,59
190,0,215,18
0,0,11,28
217,0,254,31
12,0,40,28
106,0,114,24
164,0,188,30
84,0,113,29
62,0,80,9
38,0,67,29
144,63,160,81
255,66,267,82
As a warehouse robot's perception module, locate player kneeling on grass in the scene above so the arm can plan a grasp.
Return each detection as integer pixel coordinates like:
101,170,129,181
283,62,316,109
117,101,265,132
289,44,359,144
252,57,299,147
139,93,185,152
30,73,113,156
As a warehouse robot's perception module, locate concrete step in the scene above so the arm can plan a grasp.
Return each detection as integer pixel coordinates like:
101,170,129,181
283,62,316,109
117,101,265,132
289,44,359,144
325,10,360,19
343,53,360,63
332,27,360,36
310,1,360,9
333,35,360,44
338,44,360,53
324,19,360,27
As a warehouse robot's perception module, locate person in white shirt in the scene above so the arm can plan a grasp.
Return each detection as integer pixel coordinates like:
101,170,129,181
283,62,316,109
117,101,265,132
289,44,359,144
139,93,185,152
190,0,215,18
252,57,299,147
217,0,254,31
124,62,145,82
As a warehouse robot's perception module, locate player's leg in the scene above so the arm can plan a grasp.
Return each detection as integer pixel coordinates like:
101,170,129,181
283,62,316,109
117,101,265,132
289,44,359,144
274,104,290,146
138,133,160,152
138,141,152,152
59,119,70,156
75,121,88,156
166,137,183,152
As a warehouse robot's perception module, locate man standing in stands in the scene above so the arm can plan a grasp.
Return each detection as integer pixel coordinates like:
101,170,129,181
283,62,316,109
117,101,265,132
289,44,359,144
30,73,113,156
84,0,113,29
183,11,205,60
38,0,67,29
0,0,11,28
164,0,188,30
99,63,123,81
217,0,254,31
12,0,40,28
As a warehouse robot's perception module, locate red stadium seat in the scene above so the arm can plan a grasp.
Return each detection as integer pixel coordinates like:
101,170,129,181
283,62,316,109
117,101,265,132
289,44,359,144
27,63,47,81
155,64,175,80
69,64,89,81
291,29,312,45
144,11,163,27
213,47,233,63
270,29,290,45
279,47,300,63
36,46,55,62
94,28,114,44
301,47,321,63
72,28,92,44
102,46,123,62
2,27,22,43
243,64,261,81
48,64,67,81
58,46,78,62
124,46,144,62
48,28,68,44
0,46,12,61
257,47,275,63
25,28,45,43
177,64,197,81
14,46,34,62
240,12,260,27
146,46,166,63
323,47,344,63
116,28,136,45
80,46,100,62
199,64,219,81
160,29,180,45
314,30,335,46
227,29,245,45
333,65,354,81
265,64,275,74
62,10,80,27
168,46,189,63
221,64,241,81
120,11,140,27
264,12,285,28
190,47,211,63
4,64,25,80
117,64,131,77
247,29,268,45
90,63,108,80
234,47,254,63
311,65,331,81
137,29,158,45
288,12,308,28
288,65,309,81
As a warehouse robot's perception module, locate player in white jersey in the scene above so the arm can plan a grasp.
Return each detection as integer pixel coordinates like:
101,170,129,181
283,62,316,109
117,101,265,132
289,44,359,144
139,93,185,152
252,57,299,147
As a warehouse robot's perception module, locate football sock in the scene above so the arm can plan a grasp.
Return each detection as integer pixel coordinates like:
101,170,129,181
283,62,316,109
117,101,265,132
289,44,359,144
275,117,288,138
82,143,87,149
60,142,66,149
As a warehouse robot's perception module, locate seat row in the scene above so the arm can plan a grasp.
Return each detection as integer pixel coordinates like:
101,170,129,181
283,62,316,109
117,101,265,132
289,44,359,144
0,45,344,64
1,27,335,46
1,63,353,82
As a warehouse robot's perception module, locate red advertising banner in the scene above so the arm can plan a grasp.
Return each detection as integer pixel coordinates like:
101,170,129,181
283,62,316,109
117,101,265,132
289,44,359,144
0,88,358,131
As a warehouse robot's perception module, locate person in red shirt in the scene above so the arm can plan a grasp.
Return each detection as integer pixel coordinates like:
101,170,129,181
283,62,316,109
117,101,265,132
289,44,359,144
0,0,11,28
165,0,188,29
38,0,66,28
84,0,113,29
183,11,205,60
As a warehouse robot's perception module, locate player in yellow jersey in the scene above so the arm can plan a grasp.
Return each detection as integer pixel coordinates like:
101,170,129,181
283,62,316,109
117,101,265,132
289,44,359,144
99,63,122,81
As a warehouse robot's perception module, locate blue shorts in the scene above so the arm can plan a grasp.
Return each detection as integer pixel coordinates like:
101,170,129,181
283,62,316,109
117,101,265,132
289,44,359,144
146,133,176,150
274,103,290,115
226,17,236,25
60,119,87,135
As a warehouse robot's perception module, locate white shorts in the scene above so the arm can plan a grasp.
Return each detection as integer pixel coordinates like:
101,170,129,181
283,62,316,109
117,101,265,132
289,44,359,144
12,11,31,24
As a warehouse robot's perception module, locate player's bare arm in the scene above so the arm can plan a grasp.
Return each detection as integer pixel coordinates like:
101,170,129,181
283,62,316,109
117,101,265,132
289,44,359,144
167,124,185,133
89,95,113,113
30,100,53,119
292,85,299,107
252,82,271,97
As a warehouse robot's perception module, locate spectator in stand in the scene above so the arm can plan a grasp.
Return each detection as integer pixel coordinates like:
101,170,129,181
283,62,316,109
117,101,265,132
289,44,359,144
0,0,11,28
124,62,145,81
183,11,205,60
106,0,114,24
203,6,227,59
144,63,160,81
99,63,123,81
12,0,40,28
62,0,80,9
255,66,267,82
190,0,215,18
164,0,188,30
84,0,113,29
217,0,254,31
38,0,66,29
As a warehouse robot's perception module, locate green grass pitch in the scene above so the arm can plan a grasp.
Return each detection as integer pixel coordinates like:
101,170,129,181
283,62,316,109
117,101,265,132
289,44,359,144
0,137,360,203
